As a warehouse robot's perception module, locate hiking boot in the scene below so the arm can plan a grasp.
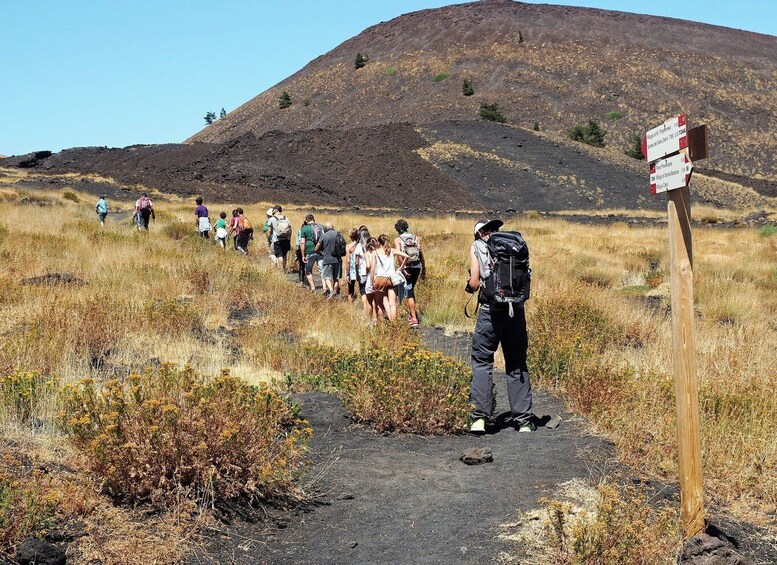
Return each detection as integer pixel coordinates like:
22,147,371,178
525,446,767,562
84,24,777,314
517,420,536,433
469,418,486,435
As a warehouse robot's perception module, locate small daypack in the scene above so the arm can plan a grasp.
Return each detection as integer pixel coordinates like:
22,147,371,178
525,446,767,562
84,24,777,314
334,232,347,257
311,223,324,244
275,215,292,239
399,233,421,264
481,231,531,310
240,216,253,232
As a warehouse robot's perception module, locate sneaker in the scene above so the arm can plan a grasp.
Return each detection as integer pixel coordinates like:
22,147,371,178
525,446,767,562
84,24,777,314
517,421,536,433
469,418,486,435
409,318,419,328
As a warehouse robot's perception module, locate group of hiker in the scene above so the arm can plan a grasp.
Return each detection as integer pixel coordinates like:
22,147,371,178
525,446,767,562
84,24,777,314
95,193,537,432
290,214,426,326
189,200,430,326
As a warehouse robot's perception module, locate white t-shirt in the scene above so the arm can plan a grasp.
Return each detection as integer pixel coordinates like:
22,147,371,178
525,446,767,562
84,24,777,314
374,250,396,278
353,243,367,278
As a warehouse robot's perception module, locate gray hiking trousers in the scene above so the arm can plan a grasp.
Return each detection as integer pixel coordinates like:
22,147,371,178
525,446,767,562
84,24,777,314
470,304,533,425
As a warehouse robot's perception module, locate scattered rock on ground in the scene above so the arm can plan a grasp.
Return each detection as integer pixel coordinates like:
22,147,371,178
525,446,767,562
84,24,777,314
20,272,85,286
14,538,66,565
679,533,748,565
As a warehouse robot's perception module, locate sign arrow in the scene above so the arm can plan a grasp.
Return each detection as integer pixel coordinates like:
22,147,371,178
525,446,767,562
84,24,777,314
644,114,688,163
650,153,693,195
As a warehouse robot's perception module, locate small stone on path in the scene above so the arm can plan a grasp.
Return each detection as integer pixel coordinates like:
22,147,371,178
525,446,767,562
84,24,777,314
546,416,562,429
460,447,493,465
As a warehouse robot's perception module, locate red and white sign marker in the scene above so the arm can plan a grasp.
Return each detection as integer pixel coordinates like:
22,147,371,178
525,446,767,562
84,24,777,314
643,114,688,163
650,153,693,195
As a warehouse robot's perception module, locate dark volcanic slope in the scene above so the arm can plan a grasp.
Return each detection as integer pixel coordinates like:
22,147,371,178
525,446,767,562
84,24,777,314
7,124,477,209
419,121,655,211
189,0,777,182
5,119,769,211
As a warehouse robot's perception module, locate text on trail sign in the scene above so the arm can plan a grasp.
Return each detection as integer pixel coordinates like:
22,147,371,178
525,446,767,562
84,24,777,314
650,153,693,195
643,114,688,163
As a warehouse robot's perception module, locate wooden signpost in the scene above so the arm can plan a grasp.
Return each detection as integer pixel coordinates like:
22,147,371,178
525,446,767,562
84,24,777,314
644,115,708,539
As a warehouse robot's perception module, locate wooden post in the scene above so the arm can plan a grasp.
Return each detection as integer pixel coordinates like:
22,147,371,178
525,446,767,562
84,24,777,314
667,180,705,538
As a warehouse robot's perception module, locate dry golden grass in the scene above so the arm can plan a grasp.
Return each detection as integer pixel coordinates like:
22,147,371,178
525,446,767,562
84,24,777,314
0,186,774,559
409,213,776,526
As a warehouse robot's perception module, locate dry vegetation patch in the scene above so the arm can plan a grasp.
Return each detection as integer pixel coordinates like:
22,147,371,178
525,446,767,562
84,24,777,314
498,479,680,564
59,365,311,507
412,213,776,525
0,194,774,560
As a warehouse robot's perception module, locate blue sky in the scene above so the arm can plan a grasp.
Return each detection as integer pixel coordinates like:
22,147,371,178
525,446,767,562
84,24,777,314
1,1,774,156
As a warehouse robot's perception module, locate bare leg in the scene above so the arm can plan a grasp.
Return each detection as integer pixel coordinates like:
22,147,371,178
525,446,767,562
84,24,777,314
387,289,398,321
407,297,417,321
375,291,387,321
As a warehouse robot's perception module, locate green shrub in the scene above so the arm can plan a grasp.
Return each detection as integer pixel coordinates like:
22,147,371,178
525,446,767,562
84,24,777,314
479,102,507,123
569,120,607,147
278,91,292,109
624,133,645,160
0,371,57,424
432,73,449,82
533,122,540,131
355,53,368,69
605,111,623,120
384,66,397,76
323,338,470,434
59,365,311,507
757,225,776,237
462,79,474,96
62,190,80,203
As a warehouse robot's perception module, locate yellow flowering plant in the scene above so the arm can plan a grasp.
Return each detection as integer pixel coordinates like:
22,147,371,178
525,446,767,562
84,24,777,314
59,364,310,507
0,371,56,424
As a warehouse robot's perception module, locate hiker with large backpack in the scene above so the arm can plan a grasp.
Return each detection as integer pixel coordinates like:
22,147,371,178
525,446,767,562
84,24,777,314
134,192,155,231
465,219,535,434
393,219,426,328
299,213,324,292
268,205,293,271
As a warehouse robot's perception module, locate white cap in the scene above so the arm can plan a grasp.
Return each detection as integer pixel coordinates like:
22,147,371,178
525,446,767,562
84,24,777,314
266,208,274,217
473,219,503,235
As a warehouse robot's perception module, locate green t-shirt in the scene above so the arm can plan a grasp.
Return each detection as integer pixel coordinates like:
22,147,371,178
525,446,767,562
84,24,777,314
215,218,227,230
300,224,317,255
